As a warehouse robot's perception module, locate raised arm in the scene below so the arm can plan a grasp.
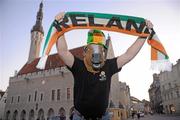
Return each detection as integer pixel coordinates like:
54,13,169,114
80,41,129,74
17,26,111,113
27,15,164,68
55,12,74,68
117,20,153,69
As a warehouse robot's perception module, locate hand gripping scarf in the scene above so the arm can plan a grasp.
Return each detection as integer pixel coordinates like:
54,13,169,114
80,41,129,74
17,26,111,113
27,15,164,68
36,12,172,72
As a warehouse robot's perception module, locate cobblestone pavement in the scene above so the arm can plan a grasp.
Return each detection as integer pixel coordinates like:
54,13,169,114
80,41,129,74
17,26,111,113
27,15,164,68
126,114,180,120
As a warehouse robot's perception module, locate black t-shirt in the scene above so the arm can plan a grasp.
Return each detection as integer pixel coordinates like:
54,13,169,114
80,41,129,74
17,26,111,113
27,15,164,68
67,56,121,118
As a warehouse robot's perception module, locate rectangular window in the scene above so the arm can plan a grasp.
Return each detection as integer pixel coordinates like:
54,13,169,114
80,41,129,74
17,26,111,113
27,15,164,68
165,94,167,100
168,83,172,89
17,96,20,103
34,91,37,102
52,90,55,101
171,92,173,99
28,95,31,102
67,88,70,100
40,93,43,101
162,85,165,90
57,89,61,100
176,90,180,98
11,96,14,103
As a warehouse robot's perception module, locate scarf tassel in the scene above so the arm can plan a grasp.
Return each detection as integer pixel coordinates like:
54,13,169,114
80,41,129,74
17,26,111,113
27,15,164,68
151,60,172,72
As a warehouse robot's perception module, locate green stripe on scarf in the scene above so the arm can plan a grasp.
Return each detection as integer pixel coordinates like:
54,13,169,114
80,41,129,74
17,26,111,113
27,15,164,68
65,12,145,24
42,23,54,55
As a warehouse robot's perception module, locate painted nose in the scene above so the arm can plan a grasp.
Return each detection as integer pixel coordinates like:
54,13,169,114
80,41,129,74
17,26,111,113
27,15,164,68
92,53,101,70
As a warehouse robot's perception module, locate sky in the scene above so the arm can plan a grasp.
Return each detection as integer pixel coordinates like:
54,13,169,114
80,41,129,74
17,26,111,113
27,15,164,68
0,0,180,101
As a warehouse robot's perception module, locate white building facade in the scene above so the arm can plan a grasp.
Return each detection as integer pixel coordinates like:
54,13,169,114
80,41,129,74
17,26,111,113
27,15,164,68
159,59,180,115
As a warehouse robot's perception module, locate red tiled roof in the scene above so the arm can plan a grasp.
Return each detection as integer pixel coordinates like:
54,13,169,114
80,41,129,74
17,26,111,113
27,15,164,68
18,46,84,75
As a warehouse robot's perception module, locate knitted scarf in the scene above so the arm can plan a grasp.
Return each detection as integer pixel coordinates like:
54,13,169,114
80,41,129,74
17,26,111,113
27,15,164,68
36,12,172,71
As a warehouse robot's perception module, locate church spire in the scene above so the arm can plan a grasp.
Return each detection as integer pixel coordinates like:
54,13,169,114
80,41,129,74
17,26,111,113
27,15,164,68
31,1,44,34
28,1,44,63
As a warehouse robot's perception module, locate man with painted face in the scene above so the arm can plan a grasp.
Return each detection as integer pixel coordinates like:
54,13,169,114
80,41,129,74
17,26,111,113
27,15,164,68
55,13,153,120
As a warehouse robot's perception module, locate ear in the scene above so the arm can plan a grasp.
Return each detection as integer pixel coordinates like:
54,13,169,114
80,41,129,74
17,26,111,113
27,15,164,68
83,46,87,52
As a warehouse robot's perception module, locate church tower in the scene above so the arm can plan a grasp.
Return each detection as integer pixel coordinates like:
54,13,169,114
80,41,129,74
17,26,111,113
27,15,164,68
28,1,44,63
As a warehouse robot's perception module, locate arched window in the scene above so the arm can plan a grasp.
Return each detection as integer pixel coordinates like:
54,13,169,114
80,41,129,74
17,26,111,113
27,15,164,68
37,109,44,120
20,110,26,120
69,106,74,120
13,110,18,120
5,110,10,120
69,106,74,116
28,109,35,120
47,108,54,120
59,107,66,118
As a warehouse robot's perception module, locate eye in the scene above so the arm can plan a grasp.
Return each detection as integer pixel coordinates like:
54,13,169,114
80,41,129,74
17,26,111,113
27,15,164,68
84,47,92,53
84,47,87,51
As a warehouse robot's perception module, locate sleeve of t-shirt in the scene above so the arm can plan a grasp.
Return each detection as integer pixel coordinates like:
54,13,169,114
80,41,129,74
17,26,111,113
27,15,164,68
66,56,82,74
107,57,122,75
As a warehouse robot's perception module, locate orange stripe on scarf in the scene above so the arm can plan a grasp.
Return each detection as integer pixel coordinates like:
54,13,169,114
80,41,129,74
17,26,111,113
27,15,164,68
45,24,150,55
148,39,167,56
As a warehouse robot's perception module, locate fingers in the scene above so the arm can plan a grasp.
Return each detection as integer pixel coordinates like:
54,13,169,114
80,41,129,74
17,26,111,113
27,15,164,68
145,19,153,29
55,12,65,21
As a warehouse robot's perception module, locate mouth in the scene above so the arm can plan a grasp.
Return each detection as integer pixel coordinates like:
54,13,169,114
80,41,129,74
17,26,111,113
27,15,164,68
92,63,101,70
91,60,102,71
91,53,102,70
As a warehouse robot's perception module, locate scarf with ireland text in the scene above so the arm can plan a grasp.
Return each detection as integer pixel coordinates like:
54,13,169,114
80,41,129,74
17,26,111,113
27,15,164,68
36,12,172,72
